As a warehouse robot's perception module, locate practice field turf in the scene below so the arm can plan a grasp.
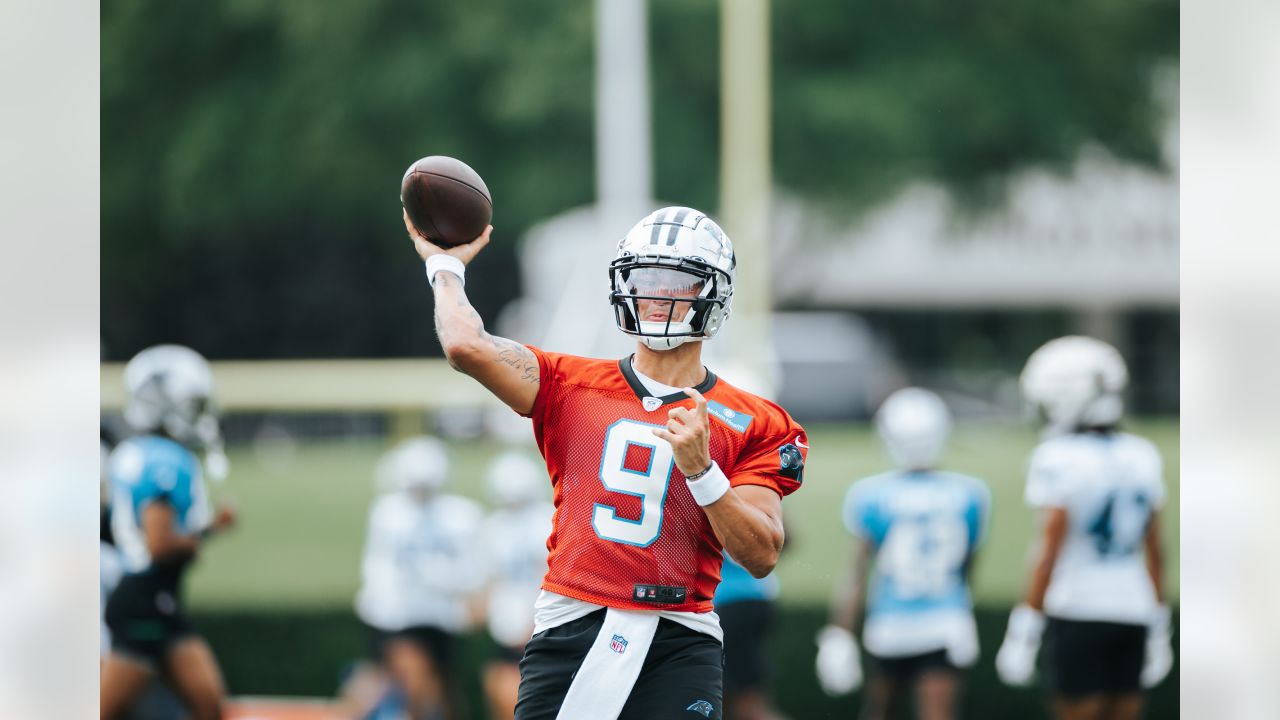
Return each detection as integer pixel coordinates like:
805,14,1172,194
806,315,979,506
187,420,1179,610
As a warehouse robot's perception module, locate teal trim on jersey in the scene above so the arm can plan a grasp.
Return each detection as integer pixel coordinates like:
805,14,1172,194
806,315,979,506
707,400,753,434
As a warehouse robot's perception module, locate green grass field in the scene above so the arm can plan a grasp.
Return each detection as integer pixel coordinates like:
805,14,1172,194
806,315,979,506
188,419,1179,610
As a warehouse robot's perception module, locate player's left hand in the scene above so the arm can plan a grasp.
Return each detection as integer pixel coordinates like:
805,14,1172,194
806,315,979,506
652,387,712,477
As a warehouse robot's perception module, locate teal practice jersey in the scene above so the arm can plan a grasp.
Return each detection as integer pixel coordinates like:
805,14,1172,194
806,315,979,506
108,435,211,574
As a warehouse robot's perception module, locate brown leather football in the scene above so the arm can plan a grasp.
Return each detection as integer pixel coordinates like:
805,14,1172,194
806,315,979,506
400,156,493,247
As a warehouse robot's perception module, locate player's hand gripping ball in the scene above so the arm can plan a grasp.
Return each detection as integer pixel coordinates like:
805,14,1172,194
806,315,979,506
400,156,493,248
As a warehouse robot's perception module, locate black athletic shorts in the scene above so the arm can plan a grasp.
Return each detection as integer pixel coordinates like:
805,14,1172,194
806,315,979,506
868,648,958,683
514,609,724,720
367,623,458,675
1042,617,1147,698
104,571,194,668
717,599,774,692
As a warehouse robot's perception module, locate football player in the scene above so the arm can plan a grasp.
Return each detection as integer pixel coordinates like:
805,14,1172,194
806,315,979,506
713,551,786,720
995,337,1172,720
355,435,486,720
479,451,555,720
406,206,807,720
816,388,990,720
100,346,237,720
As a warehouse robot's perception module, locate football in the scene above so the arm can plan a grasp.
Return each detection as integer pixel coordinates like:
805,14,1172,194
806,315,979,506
400,156,493,248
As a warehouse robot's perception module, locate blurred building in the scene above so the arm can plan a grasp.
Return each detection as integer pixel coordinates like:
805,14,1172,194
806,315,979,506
502,110,1177,422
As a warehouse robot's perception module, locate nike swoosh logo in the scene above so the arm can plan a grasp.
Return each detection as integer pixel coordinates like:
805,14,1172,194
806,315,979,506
795,435,809,449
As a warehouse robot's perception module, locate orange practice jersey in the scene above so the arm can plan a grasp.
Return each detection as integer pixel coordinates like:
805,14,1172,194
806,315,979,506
522,348,807,613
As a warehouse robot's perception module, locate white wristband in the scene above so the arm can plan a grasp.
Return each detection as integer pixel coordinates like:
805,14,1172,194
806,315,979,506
425,255,466,287
686,461,730,506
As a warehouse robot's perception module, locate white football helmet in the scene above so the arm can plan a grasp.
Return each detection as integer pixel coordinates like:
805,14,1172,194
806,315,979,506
376,436,450,496
609,206,736,351
485,451,547,509
124,345,219,444
875,387,952,470
123,344,229,481
1020,336,1128,433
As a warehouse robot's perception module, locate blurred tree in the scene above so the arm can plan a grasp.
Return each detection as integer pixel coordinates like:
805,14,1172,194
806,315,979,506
772,0,1178,215
102,0,1176,360
103,0,595,358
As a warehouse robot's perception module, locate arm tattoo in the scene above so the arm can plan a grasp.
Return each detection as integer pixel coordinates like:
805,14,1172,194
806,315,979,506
433,274,538,385
491,336,540,384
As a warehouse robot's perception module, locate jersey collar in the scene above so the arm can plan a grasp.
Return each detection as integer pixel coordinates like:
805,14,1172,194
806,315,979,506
618,355,717,408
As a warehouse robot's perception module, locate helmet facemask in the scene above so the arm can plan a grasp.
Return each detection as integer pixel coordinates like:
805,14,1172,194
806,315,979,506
609,257,731,351
608,206,736,352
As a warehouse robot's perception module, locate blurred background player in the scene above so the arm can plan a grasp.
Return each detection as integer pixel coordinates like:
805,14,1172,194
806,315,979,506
995,337,1173,720
478,451,555,720
101,345,238,720
355,436,486,720
714,550,787,720
817,388,990,720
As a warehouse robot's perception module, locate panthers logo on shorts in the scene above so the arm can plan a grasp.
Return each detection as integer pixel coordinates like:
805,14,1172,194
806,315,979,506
686,699,715,717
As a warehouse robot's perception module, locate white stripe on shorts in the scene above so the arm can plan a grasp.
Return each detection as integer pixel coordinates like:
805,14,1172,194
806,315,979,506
555,608,660,720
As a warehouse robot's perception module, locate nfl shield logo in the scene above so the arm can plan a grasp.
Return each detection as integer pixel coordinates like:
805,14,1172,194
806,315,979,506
609,634,628,654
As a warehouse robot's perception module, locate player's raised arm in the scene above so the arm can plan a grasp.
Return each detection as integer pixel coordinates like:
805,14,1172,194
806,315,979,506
406,211,540,415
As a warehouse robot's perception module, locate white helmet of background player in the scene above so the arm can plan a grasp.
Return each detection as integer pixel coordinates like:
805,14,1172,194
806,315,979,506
485,451,547,509
376,436,450,499
609,206,736,351
1020,335,1128,433
123,345,229,480
875,387,953,470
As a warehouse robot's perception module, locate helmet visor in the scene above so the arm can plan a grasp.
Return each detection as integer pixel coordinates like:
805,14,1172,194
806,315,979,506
623,267,706,297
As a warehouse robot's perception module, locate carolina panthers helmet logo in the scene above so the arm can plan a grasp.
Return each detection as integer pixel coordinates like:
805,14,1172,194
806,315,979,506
686,699,715,717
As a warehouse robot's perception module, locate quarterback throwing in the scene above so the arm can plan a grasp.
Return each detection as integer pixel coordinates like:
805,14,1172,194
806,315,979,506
407,206,807,720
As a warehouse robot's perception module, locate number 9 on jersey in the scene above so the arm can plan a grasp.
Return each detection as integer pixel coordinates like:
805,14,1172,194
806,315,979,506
592,420,675,547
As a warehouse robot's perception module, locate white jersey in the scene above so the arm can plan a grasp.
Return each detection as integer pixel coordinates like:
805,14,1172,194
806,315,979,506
480,502,554,648
1025,431,1164,625
355,492,486,634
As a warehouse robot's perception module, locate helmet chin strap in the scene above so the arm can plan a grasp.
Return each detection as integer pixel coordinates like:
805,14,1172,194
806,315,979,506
637,334,705,351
